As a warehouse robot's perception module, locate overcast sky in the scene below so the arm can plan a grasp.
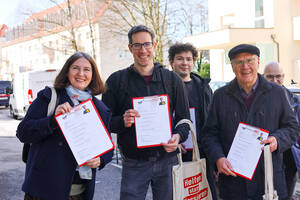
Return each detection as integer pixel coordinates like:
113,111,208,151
0,0,64,26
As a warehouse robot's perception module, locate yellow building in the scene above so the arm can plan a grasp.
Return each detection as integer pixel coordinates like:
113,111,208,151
184,0,300,85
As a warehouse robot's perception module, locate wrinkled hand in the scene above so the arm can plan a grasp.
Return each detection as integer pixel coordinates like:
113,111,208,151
123,109,140,128
216,157,236,177
179,143,187,154
162,134,180,152
55,102,72,115
84,157,101,169
261,136,278,152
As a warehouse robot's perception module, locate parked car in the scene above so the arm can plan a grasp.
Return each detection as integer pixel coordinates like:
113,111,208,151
209,81,227,92
0,81,12,107
9,69,59,119
287,87,300,97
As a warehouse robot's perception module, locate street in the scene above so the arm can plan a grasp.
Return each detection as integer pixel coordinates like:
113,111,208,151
0,107,152,200
1,106,300,200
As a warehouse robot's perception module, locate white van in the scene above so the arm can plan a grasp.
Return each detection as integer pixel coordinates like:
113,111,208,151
9,69,59,119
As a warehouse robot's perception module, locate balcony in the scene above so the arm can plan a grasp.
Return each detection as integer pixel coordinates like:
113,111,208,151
183,28,274,50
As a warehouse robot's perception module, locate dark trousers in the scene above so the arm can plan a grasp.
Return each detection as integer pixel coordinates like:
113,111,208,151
24,194,43,200
120,154,177,200
283,149,297,199
24,193,84,200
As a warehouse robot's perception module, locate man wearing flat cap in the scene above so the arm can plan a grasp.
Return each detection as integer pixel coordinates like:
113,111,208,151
202,44,300,200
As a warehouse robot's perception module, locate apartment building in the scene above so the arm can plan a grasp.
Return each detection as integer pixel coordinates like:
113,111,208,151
184,0,300,85
0,0,133,81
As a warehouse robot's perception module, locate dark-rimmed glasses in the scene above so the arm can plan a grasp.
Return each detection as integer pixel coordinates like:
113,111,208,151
130,42,153,50
265,74,284,80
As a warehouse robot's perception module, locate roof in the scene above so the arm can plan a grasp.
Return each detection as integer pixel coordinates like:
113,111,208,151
2,0,111,46
0,24,8,37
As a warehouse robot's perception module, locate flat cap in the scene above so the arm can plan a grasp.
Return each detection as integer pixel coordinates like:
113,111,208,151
228,44,260,60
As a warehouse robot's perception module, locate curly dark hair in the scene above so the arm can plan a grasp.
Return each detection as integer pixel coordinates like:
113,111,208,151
168,43,198,62
54,52,105,95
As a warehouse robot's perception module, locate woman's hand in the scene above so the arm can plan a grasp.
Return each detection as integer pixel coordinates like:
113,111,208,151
55,102,72,115
85,157,101,169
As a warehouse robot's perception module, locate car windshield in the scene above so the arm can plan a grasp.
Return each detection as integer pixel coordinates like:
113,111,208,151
209,81,227,92
0,81,12,94
287,87,300,97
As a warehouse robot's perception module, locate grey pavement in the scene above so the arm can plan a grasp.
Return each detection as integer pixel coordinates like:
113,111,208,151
0,134,152,200
1,106,300,200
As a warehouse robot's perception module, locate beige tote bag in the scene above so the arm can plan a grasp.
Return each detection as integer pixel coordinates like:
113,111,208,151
172,119,212,200
262,145,278,200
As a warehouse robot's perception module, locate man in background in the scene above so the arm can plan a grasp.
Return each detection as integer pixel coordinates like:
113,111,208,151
168,42,217,199
264,61,299,200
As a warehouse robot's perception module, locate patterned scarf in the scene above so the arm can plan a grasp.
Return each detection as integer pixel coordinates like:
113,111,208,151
66,85,92,105
66,85,93,180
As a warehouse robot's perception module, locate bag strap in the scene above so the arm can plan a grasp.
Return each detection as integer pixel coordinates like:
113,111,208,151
175,119,201,163
264,145,276,198
47,87,57,116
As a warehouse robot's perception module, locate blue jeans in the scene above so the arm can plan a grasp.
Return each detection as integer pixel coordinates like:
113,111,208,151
120,154,178,200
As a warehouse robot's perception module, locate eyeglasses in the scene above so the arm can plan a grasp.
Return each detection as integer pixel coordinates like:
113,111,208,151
265,74,284,80
232,58,256,67
130,42,153,50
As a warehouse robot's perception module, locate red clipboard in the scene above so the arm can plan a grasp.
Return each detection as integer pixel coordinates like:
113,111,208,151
55,99,115,166
227,122,269,180
132,94,172,148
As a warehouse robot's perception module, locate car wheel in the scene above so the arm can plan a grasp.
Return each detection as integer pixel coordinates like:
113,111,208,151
9,106,17,119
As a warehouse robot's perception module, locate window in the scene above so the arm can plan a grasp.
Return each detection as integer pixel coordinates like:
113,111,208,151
255,19,265,28
255,0,264,17
255,0,265,28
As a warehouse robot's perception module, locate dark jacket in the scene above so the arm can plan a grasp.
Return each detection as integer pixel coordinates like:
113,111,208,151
102,63,190,160
16,87,113,200
202,74,300,200
189,72,212,145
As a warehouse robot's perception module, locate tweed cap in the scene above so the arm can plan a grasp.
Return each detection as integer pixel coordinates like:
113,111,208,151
228,44,260,60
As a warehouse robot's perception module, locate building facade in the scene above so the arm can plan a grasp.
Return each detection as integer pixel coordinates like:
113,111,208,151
0,0,133,81
184,0,300,85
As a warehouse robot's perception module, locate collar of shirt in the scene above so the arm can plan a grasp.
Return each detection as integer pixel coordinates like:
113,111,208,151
239,78,259,98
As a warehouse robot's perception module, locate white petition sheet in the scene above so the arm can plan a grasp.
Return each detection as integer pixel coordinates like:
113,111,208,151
227,122,268,180
133,95,172,148
55,99,114,166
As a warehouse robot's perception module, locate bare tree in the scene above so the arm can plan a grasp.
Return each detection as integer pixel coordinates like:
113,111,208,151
84,0,97,59
100,0,168,63
100,0,207,64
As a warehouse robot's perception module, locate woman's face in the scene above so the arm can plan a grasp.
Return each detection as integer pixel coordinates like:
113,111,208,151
68,57,93,91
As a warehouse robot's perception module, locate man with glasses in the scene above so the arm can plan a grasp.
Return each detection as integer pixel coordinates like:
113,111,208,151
264,61,299,200
263,62,285,85
202,44,299,200
102,25,190,200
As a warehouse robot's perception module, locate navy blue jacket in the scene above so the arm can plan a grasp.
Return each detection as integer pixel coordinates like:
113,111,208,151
202,74,300,200
16,87,113,200
189,73,212,147
102,63,190,160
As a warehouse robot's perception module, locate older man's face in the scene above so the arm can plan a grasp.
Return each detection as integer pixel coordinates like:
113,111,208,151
263,64,284,86
231,53,259,89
